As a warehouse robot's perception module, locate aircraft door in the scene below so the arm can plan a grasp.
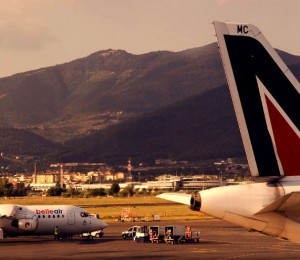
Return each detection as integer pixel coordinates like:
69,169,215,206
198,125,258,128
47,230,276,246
67,211,75,225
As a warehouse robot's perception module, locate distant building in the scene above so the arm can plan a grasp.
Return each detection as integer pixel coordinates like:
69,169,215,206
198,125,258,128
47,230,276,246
155,159,177,165
156,174,180,181
104,171,132,182
32,172,60,184
30,183,56,191
154,174,223,190
104,171,114,181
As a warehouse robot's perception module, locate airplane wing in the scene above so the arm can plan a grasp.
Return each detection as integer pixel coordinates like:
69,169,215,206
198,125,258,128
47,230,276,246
156,193,191,206
255,192,300,217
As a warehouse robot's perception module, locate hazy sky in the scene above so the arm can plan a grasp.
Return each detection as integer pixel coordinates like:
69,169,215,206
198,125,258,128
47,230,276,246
0,0,299,77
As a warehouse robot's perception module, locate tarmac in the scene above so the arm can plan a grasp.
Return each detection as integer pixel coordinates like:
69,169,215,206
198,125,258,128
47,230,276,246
1,219,300,259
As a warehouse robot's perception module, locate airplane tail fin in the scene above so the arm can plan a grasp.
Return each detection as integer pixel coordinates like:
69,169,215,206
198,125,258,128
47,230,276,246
213,22,300,177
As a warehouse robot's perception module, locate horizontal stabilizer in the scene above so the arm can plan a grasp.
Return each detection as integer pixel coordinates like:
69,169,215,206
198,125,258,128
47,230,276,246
156,193,191,206
255,192,300,216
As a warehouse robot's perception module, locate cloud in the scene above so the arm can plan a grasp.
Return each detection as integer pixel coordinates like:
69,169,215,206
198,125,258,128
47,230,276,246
217,0,234,5
0,20,59,51
216,0,250,6
0,0,59,51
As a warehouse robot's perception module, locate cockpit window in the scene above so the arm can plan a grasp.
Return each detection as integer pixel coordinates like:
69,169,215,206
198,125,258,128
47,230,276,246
80,212,90,217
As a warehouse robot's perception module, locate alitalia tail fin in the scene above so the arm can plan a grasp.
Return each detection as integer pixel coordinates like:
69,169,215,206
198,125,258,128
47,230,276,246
213,21,300,177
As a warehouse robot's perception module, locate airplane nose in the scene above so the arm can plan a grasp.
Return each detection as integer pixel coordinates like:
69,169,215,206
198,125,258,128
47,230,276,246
90,215,109,231
100,220,108,230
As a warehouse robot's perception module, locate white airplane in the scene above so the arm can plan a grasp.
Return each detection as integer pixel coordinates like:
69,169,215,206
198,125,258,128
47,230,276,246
158,21,300,243
0,204,108,239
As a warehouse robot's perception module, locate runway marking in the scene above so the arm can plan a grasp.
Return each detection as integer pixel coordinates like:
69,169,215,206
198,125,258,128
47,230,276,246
234,242,300,250
220,254,256,259
192,249,218,253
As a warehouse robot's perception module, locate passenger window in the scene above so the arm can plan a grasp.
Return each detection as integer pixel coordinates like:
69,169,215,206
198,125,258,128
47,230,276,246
43,215,45,218
53,215,55,218
62,215,64,218
48,215,51,218
38,215,41,218
57,215,60,218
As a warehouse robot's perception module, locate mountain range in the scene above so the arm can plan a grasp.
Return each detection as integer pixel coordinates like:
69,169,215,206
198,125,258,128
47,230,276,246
0,43,299,170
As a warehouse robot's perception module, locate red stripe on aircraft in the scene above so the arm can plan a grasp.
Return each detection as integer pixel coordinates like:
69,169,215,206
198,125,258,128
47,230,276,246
266,97,300,176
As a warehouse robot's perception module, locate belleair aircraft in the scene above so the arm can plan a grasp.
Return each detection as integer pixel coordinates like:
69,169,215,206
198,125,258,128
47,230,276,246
158,21,300,243
0,204,108,240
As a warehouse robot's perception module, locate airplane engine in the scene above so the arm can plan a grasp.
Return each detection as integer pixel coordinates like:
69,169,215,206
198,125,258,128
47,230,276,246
11,218,38,231
190,192,201,211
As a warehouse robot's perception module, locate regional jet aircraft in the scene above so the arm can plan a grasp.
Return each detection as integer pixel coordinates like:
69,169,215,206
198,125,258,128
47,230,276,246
158,22,300,243
0,204,108,239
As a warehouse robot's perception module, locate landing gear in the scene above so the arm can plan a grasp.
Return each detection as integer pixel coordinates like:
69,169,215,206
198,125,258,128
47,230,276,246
87,235,93,240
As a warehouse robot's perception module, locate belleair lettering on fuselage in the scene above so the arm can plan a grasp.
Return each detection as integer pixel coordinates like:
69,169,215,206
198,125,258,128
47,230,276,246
36,209,63,214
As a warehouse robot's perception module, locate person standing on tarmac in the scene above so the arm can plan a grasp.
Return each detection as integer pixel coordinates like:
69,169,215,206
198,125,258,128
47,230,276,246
54,226,60,240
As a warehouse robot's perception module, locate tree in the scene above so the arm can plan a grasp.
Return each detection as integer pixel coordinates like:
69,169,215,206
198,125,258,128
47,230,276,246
61,188,82,198
14,183,30,196
46,186,66,196
109,182,120,195
84,188,107,197
0,178,13,197
120,186,134,197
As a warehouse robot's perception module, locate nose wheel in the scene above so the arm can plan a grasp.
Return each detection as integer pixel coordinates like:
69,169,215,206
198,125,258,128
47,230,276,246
87,235,93,240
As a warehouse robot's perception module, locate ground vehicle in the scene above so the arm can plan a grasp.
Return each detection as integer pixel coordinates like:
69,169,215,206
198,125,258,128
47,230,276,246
184,226,200,243
164,225,186,244
149,226,165,243
134,226,149,243
121,226,139,239
80,230,104,240
163,226,200,244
